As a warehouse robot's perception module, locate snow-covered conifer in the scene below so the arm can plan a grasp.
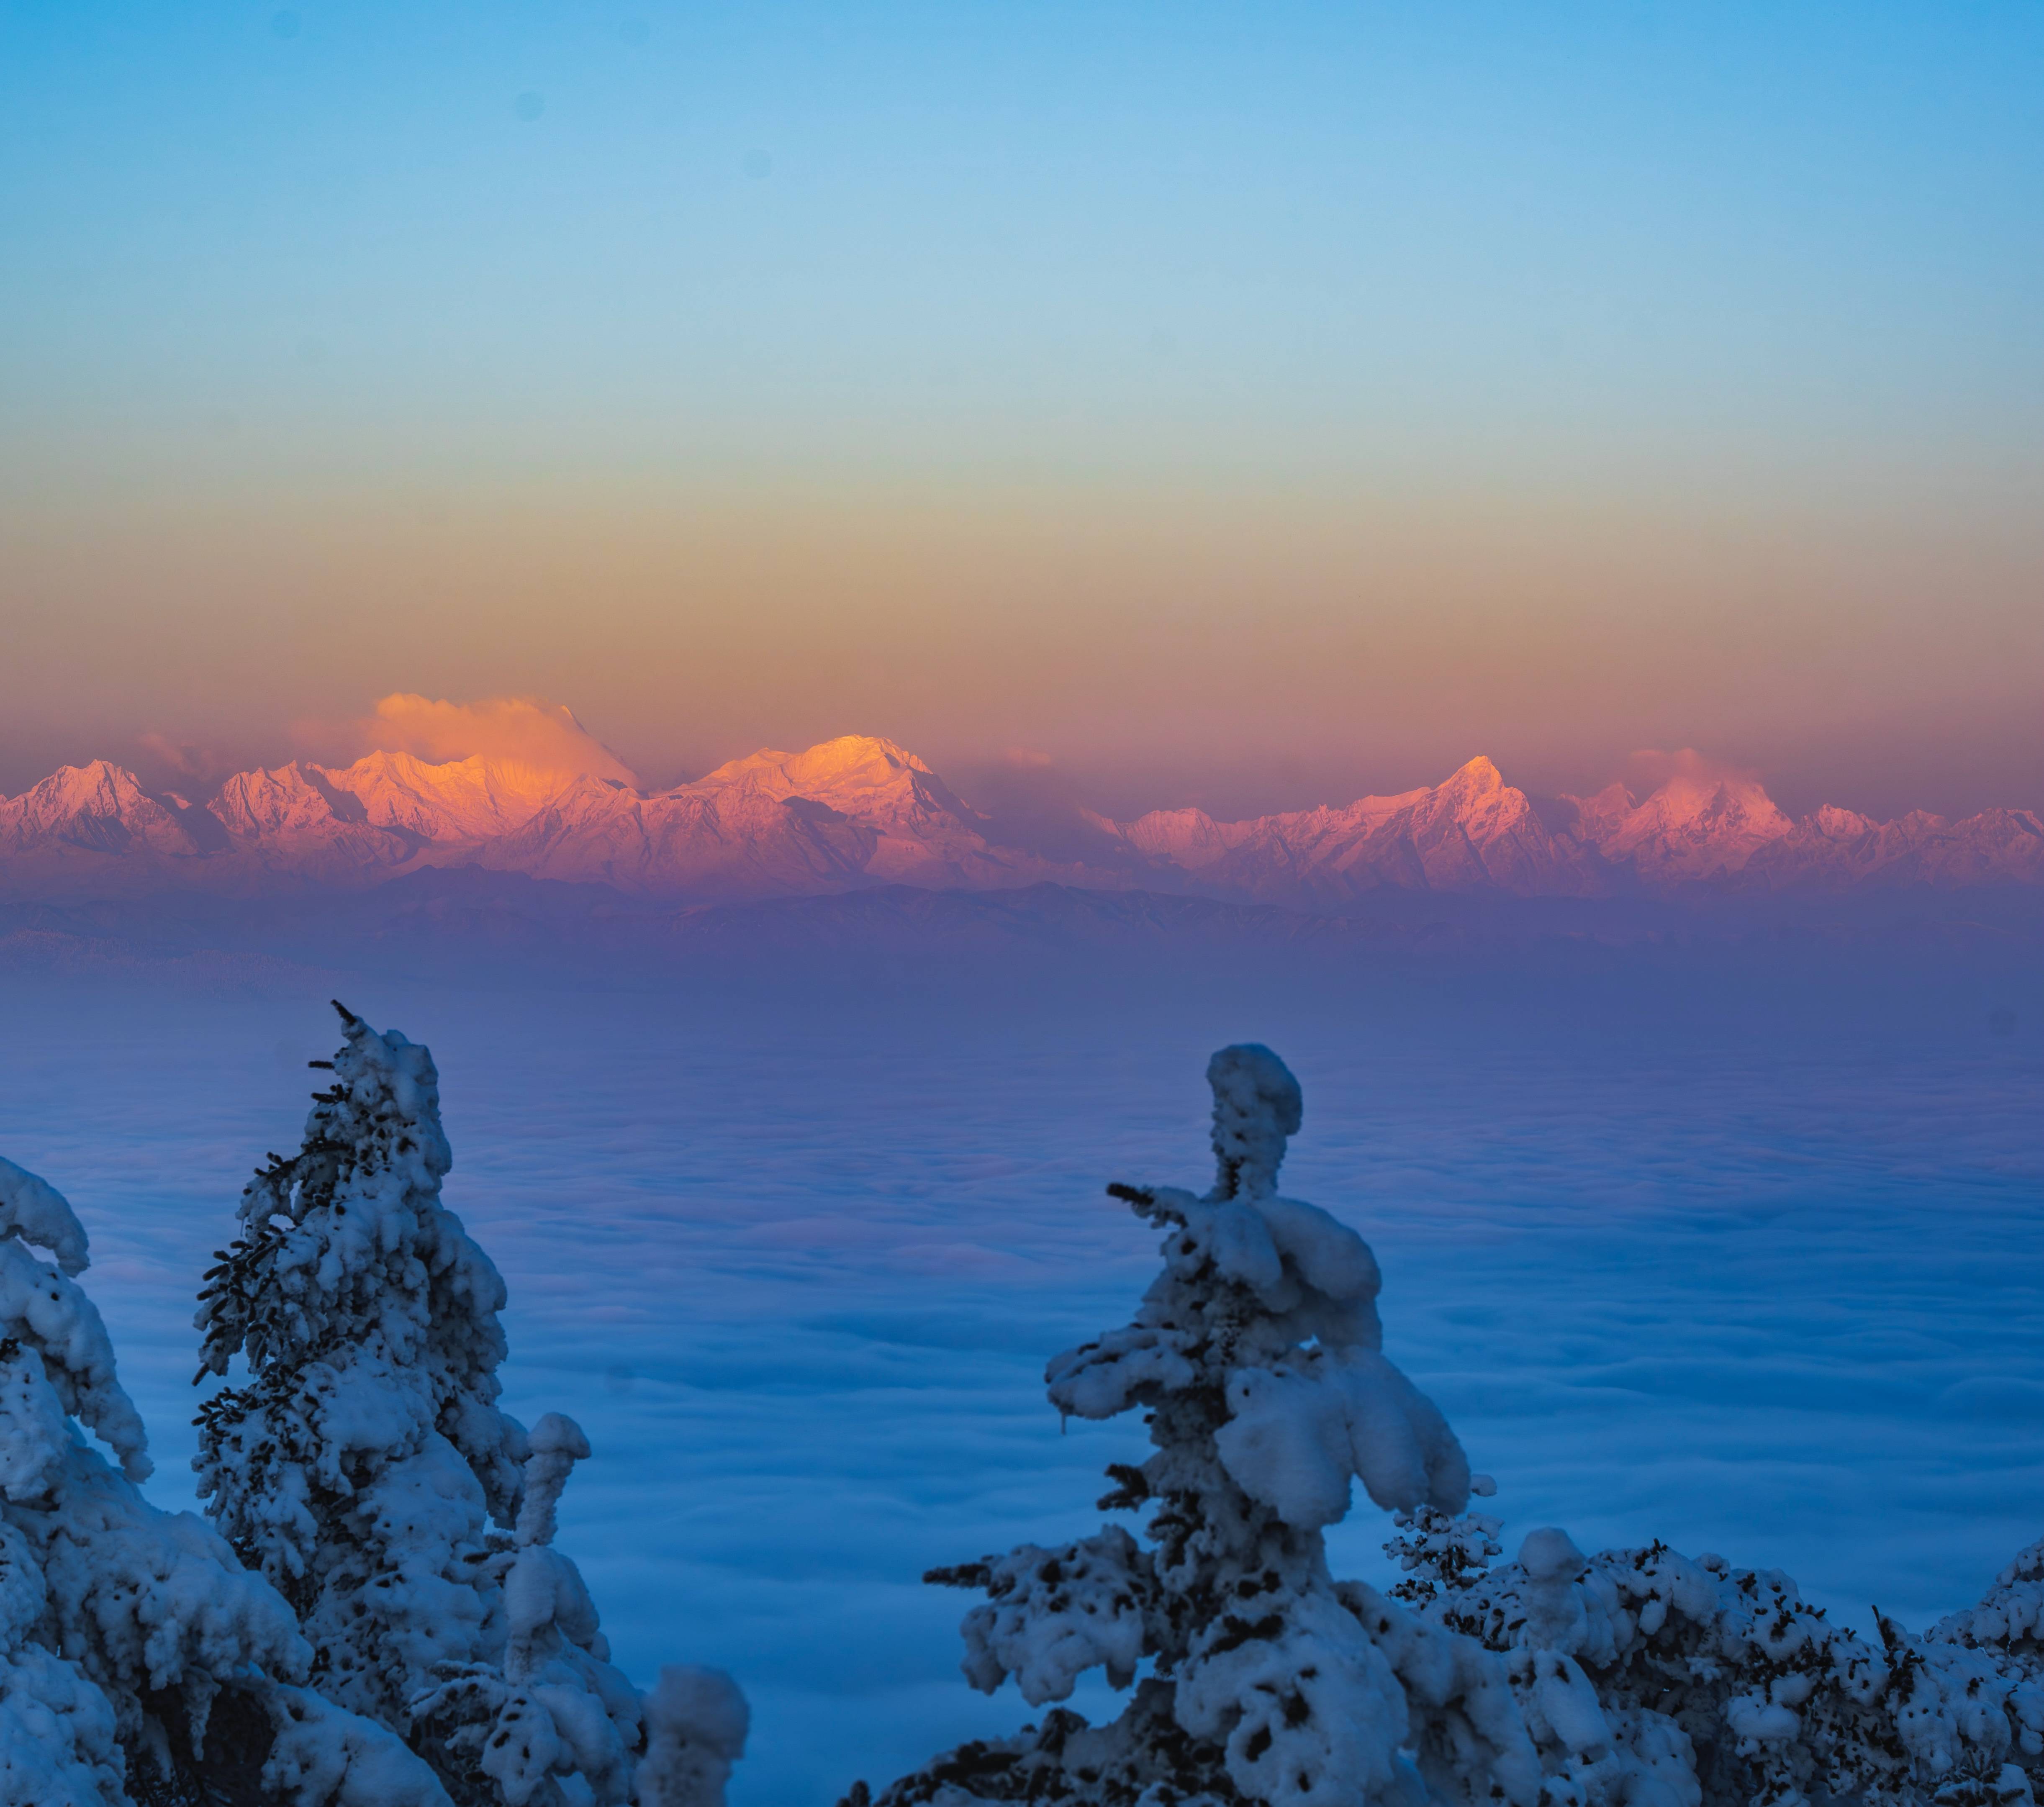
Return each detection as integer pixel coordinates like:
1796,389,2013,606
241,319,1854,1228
194,1004,530,1732
855,1045,1494,1807
0,1152,443,1806
194,1004,745,1807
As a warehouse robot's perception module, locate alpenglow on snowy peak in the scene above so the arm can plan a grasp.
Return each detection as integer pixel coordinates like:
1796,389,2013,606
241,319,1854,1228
1,730,2040,903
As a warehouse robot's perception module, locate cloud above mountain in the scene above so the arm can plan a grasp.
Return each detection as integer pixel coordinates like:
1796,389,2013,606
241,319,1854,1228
1621,748,1769,798
352,695,639,785
135,731,241,792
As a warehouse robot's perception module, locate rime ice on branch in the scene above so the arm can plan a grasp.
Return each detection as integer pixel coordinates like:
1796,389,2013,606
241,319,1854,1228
195,1002,746,1807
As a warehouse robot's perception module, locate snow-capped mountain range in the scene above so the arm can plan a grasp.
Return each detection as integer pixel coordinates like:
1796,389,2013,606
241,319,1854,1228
2,734,2039,904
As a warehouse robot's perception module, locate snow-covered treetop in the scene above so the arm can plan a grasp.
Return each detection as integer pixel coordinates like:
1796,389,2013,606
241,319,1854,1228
196,999,526,1524
1206,1042,1303,1200
1049,1043,1464,1524
0,1153,150,1491
0,1153,465,1805
1063,1042,1395,1418
0,1152,92,1276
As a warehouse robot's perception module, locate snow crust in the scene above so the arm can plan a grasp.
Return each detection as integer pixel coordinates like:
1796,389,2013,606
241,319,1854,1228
257,1682,453,1805
949,1529,1149,1706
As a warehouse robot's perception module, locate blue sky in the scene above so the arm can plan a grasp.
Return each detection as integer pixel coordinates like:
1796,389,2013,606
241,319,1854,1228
3,3,2040,814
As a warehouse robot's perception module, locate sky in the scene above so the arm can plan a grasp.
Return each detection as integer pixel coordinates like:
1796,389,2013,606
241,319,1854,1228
3,2,2041,820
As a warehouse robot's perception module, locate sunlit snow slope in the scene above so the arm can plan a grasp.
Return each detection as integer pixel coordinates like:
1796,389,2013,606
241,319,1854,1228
3,733,2040,901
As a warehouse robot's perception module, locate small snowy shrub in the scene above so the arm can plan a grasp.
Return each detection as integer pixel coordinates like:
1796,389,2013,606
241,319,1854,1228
850,1045,2044,1807
194,1003,745,1807
0,1153,439,1806
1387,1522,2044,1805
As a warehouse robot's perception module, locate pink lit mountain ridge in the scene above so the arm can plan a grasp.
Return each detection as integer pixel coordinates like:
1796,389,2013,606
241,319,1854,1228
2,735,2040,906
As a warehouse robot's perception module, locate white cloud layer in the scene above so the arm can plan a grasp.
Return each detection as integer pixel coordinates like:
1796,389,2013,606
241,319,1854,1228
356,693,639,783
16,962,2041,1804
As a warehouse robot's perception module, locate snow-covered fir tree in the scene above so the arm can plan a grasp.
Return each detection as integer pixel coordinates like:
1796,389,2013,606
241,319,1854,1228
194,1002,746,1807
850,1045,2044,1807
0,1152,446,1806
848,1044,1492,1807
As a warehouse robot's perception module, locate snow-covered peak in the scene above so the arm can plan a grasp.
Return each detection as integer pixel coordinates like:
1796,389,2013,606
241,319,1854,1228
1567,780,1636,842
1438,754,1505,797
1116,755,1595,898
1314,784,1435,832
674,735,995,882
1405,755,1541,837
1567,755,1795,880
684,735,965,816
1270,759,1512,839
1809,803,1876,841
17,759,150,816
8,761,140,822
0,760,203,858
315,748,580,843
1649,767,1790,839
209,762,347,837
1117,806,1244,868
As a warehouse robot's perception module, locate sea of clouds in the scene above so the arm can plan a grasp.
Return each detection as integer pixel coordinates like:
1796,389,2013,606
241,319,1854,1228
0,937,2038,1805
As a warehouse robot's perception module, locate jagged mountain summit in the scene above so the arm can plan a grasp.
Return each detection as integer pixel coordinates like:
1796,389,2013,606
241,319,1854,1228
1104,757,1606,899
0,734,2039,905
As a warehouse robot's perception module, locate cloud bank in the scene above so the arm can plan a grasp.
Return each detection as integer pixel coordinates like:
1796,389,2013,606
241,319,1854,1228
20,975,2044,1803
354,694,639,784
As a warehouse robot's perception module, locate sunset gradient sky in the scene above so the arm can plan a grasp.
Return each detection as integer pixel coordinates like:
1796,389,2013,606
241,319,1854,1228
4,3,2040,819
